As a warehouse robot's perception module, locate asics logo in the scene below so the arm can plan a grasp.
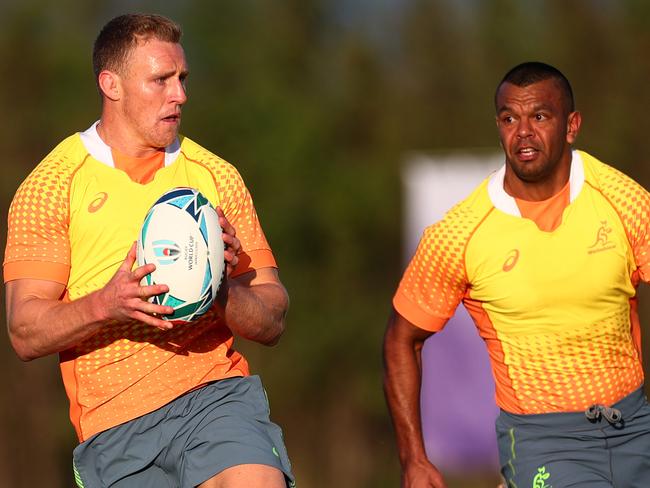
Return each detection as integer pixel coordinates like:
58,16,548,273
502,249,519,272
88,192,108,213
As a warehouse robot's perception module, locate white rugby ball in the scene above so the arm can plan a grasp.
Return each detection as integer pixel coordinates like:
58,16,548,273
137,187,225,324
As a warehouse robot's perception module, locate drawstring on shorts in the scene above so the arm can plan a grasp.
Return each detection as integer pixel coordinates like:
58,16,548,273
585,404,623,425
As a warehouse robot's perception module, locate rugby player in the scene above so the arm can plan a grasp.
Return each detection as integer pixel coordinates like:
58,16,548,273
384,61,650,488
4,13,294,488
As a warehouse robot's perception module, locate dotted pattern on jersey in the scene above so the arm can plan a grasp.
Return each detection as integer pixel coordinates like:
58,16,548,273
398,201,491,325
72,308,240,429
500,309,643,413
588,157,650,278
181,139,271,262
5,138,81,267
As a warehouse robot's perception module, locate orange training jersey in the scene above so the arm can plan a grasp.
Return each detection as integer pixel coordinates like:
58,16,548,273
394,150,650,414
3,122,277,441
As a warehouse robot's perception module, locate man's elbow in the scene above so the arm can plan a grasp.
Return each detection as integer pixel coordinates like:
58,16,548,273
261,290,288,346
9,335,39,362
7,320,43,361
260,318,286,346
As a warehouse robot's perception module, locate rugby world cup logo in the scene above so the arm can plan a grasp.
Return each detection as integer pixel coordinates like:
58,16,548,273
152,239,181,266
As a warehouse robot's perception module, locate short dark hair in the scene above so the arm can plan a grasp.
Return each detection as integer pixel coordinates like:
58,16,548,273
495,61,575,112
93,13,182,80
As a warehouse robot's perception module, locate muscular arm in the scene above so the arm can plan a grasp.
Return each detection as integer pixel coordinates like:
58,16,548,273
218,267,288,346
215,206,288,346
5,243,173,361
383,309,448,488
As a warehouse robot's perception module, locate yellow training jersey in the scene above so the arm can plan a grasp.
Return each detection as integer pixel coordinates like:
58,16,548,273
394,150,650,414
3,123,276,441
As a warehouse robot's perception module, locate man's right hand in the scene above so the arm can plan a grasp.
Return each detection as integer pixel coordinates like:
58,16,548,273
402,459,448,488
94,241,174,330
6,242,175,361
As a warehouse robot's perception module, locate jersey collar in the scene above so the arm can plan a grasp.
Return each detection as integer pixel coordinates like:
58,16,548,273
79,121,181,168
487,150,584,217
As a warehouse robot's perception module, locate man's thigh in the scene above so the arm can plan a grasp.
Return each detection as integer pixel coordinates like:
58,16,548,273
73,376,295,488
199,464,285,488
496,413,613,487
609,401,650,488
172,376,294,487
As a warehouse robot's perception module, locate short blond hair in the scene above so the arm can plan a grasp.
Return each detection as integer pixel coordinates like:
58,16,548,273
92,13,182,80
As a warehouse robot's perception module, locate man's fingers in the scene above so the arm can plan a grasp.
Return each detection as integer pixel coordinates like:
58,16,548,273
131,298,174,319
119,242,139,271
216,206,236,236
131,310,174,330
135,283,169,301
222,232,241,251
224,249,239,269
131,262,157,281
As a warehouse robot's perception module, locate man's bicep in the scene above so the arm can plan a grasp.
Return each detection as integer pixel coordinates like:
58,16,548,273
386,308,435,345
5,279,66,321
231,266,282,288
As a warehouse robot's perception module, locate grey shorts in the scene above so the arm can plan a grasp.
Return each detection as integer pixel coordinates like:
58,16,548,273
496,387,650,488
72,375,295,488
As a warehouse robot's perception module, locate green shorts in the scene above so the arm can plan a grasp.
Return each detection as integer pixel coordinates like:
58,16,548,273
496,386,650,488
72,375,295,487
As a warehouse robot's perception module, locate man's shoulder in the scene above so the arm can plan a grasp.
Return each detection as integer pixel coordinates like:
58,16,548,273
439,178,492,221
579,150,648,195
179,136,234,170
425,178,492,235
26,133,87,181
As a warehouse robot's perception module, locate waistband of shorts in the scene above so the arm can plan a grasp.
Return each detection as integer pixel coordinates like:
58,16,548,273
498,386,647,428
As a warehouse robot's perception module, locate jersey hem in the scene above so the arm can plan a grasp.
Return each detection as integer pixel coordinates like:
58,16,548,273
3,260,70,284
392,292,448,332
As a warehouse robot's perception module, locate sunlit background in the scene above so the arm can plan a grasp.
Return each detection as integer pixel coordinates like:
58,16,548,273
2,1,650,487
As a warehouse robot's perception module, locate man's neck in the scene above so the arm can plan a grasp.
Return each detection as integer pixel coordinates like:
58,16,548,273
96,116,163,158
503,155,572,202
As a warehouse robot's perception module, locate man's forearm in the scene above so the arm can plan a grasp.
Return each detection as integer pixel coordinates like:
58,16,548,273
6,245,175,361
383,322,430,466
7,286,108,361
219,278,288,346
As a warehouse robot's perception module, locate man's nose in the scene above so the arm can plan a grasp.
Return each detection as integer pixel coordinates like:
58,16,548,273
516,118,533,138
170,78,187,105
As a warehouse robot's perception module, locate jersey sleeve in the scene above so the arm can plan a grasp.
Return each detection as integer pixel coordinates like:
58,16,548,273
215,163,276,277
393,220,469,332
630,190,650,281
592,157,650,282
3,154,73,284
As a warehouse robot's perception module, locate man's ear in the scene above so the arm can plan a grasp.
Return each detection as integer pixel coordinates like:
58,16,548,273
98,70,121,101
566,110,582,145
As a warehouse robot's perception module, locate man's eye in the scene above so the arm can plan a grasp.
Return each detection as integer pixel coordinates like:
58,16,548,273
535,113,546,121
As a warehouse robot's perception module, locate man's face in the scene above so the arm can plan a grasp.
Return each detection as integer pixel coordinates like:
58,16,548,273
495,79,580,184
118,39,188,150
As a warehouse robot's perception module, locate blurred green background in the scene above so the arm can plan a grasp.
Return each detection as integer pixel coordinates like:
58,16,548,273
2,1,650,486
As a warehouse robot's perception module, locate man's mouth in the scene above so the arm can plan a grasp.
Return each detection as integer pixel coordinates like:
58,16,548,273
516,147,538,160
162,113,181,123
518,147,537,155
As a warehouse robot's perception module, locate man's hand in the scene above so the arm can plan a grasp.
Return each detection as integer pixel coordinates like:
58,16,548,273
94,242,175,330
217,206,241,276
383,311,444,488
402,459,448,488
6,242,175,360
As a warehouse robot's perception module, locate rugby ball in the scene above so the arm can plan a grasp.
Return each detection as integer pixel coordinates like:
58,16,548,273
137,187,225,323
